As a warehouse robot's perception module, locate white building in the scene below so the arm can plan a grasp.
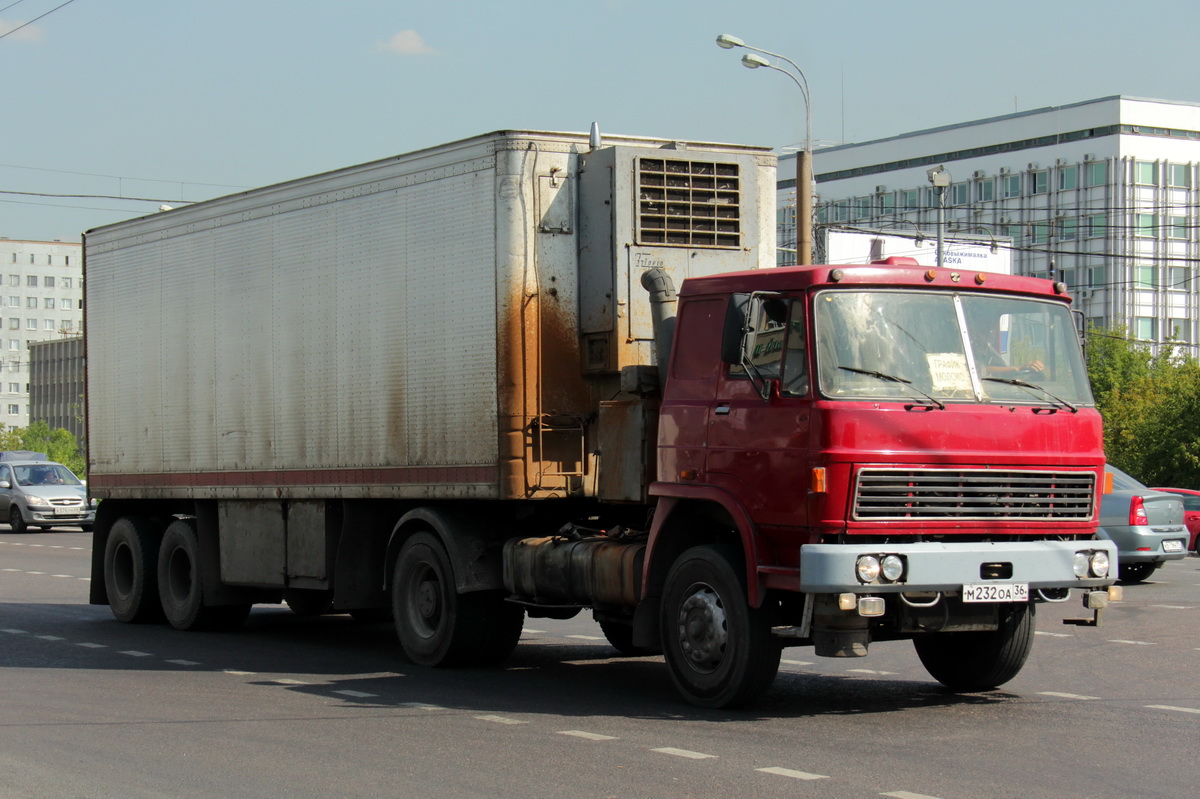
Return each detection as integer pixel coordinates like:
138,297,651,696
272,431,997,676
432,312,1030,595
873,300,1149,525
0,239,85,428
780,96,1200,349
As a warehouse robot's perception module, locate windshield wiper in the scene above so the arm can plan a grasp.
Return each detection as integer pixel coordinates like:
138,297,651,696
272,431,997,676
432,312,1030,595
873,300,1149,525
982,377,1078,413
839,366,945,410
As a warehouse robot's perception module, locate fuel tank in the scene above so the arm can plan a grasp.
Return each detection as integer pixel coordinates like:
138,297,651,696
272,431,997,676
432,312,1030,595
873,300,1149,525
503,534,645,608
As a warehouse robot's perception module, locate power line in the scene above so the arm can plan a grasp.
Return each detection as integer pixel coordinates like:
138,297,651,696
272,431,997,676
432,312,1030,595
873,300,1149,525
0,189,197,204
0,0,79,41
0,162,251,191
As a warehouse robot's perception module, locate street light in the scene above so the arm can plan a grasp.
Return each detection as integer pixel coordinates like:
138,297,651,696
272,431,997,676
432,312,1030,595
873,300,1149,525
715,34,813,265
926,165,951,269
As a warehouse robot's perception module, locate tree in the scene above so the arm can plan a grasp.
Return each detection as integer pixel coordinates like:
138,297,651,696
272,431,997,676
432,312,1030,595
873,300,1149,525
0,421,85,476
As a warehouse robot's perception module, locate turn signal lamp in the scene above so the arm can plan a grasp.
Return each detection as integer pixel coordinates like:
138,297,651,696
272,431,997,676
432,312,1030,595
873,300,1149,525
811,467,827,493
1103,471,1113,494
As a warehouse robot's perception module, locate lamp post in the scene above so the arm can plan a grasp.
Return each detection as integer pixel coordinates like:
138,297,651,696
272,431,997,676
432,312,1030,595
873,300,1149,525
926,165,951,269
716,34,812,265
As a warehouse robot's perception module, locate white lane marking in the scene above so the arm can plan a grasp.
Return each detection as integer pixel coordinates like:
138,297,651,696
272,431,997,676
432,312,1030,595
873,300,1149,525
1036,631,1073,638
882,792,944,799
273,678,310,685
401,702,443,710
76,643,105,648
522,628,546,634
35,635,63,641
1,628,28,634
26,571,45,575
566,634,604,641
78,578,90,582
223,670,256,676
47,546,64,549
848,669,897,675
165,659,201,666
1146,704,1200,715
2,568,19,572
1109,639,1156,646
476,715,527,725
757,766,828,780
1038,691,1099,700
1150,604,1193,610
51,574,74,578
27,544,44,548
334,690,377,698
652,747,716,760
781,659,814,666
558,730,618,741
119,650,153,657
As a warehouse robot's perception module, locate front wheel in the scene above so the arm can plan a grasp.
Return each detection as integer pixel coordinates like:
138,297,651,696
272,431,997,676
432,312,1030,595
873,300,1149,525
391,532,523,667
914,601,1035,691
660,546,780,709
9,506,28,534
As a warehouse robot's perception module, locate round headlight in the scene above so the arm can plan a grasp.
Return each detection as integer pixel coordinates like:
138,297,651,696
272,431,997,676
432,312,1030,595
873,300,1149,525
1090,551,1110,578
856,555,881,583
1073,552,1090,578
881,555,904,582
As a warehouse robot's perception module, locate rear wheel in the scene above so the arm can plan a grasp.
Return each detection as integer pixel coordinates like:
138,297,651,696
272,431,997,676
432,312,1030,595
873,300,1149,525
914,602,1035,691
103,516,164,623
157,518,250,631
1118,561,1158,583
9,506,28,534
660,545,780,709
391,532,523,666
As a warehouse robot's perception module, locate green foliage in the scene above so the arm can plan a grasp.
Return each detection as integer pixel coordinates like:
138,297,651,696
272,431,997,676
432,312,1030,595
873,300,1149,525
0,421,85,476
1086,325,1200,488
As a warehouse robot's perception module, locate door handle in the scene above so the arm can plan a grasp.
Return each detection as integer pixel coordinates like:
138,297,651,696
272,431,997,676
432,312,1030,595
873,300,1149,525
714,404,731,416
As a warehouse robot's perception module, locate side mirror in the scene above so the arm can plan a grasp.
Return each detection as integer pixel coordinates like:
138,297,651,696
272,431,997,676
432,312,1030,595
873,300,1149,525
0,480,9,489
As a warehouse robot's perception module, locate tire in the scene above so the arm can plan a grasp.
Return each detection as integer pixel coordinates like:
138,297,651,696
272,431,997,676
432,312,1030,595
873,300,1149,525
1118,561,1158,584
391,532,523,667
660,545,781,709
914,601,1035,691
599,620,659,657
157,518,250,631
9,506,28,534
79,524,93,533
103,516,165,623
284,588,334,617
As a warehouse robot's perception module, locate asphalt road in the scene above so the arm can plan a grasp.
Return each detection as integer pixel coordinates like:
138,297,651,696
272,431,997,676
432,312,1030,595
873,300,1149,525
1,528,1197,799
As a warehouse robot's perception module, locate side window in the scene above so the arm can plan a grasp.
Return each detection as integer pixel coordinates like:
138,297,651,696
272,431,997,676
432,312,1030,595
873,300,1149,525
729,297,809,396
781,300,808,396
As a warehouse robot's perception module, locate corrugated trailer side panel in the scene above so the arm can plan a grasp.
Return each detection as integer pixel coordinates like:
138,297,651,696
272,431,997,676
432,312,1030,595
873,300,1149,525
87,149,503,500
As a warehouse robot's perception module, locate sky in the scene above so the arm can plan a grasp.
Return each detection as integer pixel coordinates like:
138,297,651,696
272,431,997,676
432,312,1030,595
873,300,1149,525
3,0,1199,242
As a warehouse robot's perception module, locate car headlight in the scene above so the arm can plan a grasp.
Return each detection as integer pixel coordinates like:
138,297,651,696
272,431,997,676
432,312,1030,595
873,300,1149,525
880,555,905,582
1089,551,1110,578
25,495,50,506
856,555,881,583
1073,552,1090,578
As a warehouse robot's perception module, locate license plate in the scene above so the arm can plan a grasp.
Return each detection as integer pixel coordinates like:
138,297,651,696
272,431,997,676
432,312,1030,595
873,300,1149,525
1163,540,1184,553
962,583,1029,603
52,506,81,516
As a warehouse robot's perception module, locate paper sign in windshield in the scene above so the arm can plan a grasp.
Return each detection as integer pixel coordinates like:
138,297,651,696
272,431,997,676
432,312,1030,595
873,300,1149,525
927,352,971,392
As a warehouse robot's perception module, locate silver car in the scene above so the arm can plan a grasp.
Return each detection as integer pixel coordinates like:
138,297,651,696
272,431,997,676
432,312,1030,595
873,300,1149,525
0,452,95,534
1097,464,1188,583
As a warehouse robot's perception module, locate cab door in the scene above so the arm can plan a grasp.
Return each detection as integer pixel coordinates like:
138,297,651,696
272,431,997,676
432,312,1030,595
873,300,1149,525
657,297,724,485
704,296,812,528
0,464,13,517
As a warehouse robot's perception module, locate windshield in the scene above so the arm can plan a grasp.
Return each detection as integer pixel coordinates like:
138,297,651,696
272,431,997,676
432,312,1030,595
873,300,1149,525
814,289,1094,406
13,463,83,487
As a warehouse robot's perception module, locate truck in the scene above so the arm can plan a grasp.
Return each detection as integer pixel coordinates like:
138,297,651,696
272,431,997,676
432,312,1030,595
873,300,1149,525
84,128,1118,708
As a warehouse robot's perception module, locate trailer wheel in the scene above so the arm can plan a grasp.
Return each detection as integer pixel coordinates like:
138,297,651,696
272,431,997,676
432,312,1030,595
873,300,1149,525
660,545,780,708
392,532,523,667
103,516,165,623
157,518,250,631
914,601,1035,691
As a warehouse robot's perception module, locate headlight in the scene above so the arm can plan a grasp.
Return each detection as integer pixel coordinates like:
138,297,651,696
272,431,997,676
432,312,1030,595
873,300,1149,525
25,495,50,506
1073,552,1090,578
856,555,881,583
1090,551,1110,578
881,555,905,582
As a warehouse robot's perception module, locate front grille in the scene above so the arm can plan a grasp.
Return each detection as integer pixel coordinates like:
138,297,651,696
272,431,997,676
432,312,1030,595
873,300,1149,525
853,468,1095,521
49,498,83,507
637,158,741,248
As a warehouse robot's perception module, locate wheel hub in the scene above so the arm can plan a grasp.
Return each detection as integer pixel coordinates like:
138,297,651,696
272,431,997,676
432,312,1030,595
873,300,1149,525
676,584,727,672
416,579,440,620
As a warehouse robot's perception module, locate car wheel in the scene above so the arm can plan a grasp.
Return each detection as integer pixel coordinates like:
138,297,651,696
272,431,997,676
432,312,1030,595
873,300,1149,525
9,506,28,534
1118,561,1158,583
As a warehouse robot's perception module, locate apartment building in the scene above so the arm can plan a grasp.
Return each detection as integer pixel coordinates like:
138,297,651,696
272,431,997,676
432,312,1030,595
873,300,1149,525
0,239,85,428
780,96,1200,348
